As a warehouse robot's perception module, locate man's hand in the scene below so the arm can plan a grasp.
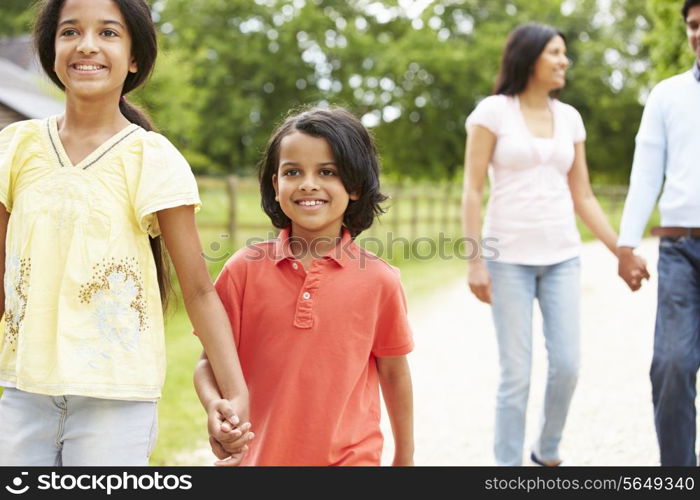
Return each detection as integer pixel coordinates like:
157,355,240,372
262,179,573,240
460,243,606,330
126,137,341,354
617,246,650,291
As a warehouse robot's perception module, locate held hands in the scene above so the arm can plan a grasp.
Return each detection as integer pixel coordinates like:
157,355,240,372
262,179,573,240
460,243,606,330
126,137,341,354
468,260,492,304
206,398,255,466
617,247,650,292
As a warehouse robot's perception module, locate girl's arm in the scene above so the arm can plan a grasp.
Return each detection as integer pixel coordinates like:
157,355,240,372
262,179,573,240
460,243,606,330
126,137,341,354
377,355,414,466
567,142,621,255
157,205,249,413
0,205,8,319
462,125,496,304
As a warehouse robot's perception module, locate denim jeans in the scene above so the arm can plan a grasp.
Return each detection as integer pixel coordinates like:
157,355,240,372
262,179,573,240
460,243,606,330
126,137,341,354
0,388,158,466
487,257,580,466
651,237,700,466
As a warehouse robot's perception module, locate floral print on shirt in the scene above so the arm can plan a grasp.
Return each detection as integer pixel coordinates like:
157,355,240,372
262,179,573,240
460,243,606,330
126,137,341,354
3,255,31,352
78,257,148,369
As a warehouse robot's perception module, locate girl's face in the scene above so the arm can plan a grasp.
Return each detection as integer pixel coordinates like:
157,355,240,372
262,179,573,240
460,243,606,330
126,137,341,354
530,35,569,91
273,131,358,242
54,0,137,100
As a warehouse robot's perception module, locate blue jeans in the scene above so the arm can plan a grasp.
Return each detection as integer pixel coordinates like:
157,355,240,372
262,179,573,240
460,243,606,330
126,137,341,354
487,257,580,466
651,237,700,466
0,388,158,465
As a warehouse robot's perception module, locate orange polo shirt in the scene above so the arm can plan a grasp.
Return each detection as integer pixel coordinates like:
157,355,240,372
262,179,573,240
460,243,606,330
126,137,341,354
213,227,413,466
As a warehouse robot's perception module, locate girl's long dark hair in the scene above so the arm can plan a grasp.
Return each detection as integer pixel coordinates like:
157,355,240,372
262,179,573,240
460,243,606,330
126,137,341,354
34,0,172,309
493,23,565,96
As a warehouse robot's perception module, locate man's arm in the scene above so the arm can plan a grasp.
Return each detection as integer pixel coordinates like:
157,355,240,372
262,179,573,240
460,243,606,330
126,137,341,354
618,87,666,248
617,86,665,290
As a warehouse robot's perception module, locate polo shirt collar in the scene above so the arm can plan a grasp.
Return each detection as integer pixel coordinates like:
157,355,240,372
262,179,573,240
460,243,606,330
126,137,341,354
693,62,700,82
273,227,359,267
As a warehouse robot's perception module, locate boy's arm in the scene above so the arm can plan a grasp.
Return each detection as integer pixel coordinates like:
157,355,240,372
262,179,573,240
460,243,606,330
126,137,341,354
194,350,254,466
377,355,414,466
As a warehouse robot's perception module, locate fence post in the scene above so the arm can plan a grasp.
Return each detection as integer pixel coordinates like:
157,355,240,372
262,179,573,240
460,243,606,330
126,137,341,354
392,183,401,237
227,175,238,245
426,191,435,235
410,194,419,242
442,182,453,234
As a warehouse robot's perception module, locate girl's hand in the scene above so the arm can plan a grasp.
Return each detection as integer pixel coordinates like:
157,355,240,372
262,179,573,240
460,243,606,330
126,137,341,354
468,260,492,304
206,399,255,465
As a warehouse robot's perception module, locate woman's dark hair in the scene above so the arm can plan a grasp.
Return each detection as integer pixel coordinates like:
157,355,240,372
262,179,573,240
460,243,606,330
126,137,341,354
259,108,387,237
33,0,171,309
683,0,700,19
493,23,566,96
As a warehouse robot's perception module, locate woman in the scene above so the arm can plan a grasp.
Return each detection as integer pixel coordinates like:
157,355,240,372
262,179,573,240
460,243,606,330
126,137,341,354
462,23,618,466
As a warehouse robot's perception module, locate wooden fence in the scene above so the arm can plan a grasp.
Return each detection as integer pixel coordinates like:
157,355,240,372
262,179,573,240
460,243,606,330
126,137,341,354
195,175,631,245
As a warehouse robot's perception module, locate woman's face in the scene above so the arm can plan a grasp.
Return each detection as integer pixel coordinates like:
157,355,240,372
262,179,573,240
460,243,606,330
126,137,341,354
530,35,569,91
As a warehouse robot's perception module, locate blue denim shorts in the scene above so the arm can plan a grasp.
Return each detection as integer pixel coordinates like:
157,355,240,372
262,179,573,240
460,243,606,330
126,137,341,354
0,387,158,466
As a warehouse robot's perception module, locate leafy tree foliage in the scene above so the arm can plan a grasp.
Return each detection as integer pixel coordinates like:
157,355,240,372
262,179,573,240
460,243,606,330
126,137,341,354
0,1,34,37
646,0,695,84
1,0,659,182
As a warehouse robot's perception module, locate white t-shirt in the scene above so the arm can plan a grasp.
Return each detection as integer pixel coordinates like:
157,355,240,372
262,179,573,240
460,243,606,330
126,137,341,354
466,94,586,265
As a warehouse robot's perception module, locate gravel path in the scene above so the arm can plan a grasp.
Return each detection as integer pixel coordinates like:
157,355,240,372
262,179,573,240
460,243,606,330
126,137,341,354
174,238,700,466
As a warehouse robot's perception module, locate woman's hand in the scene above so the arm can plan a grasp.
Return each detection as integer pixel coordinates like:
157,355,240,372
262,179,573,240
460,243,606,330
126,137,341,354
468,260,492,304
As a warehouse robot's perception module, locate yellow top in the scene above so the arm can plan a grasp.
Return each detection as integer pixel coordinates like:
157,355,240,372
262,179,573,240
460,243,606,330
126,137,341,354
0,117,201,400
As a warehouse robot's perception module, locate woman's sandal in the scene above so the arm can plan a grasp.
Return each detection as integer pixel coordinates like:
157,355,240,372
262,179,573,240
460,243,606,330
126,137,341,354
530,452,562,467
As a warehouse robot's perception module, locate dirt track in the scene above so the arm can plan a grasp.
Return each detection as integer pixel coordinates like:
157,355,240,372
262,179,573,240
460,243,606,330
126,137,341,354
390,238,700,466
175,238,700,466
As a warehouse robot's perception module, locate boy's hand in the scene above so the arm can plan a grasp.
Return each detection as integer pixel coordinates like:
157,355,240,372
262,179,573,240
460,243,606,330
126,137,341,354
209,436,249,466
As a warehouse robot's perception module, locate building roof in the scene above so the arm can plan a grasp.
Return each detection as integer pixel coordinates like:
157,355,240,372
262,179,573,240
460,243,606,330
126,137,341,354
0,35,40,73
0,57,64,119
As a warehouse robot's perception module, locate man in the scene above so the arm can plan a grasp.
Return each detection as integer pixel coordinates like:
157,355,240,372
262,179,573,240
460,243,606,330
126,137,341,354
618,0,700,466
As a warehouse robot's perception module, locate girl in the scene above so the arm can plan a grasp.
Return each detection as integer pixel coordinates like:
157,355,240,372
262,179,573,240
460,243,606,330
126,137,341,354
194,108,415,466
0,0,249,466
462,23,622,466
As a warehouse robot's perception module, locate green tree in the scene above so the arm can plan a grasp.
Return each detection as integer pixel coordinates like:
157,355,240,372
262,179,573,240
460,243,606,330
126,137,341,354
149,0,652,182
4,0,655,182
354,0,650,181
646,0,695,84
0,1,34,37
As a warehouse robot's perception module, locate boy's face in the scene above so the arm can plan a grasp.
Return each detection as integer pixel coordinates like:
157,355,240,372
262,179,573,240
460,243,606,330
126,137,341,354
687,5,700,64
272,131,358,243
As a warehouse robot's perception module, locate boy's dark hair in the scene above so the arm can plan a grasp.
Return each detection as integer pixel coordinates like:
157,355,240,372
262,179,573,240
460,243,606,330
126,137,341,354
259,108,387,237
683,0,700,19
493,23,566,96
33,0,170,308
